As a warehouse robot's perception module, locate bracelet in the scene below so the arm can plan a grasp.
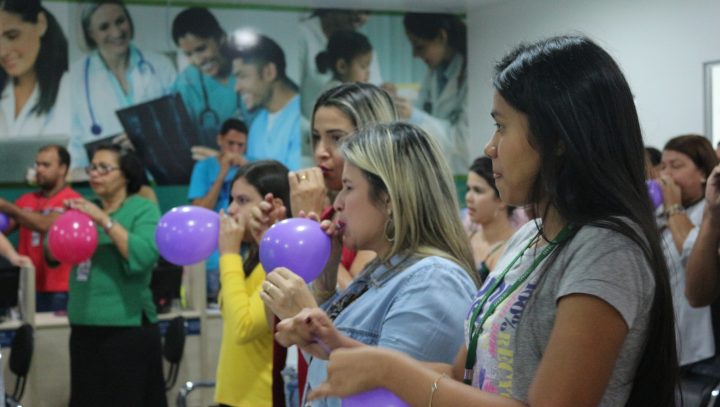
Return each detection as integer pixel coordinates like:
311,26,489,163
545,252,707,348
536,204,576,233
665,204,685,218
103,218,116,233
428,373,447,407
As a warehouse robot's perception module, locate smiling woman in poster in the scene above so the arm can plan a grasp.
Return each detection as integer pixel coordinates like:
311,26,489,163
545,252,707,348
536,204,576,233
0,0,70,138
384,13,468,175
69,0,176,170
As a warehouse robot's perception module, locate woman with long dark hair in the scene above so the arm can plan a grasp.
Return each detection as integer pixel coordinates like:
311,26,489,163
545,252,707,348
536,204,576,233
299,35,678,407
216,160,291,406
0,0,69,137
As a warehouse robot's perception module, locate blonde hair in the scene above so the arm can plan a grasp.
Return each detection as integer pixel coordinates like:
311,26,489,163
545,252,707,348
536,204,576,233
341,122,478,286
311,83,398,133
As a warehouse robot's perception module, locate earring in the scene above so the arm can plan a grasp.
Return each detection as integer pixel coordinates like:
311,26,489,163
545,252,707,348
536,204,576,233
384,216,395,243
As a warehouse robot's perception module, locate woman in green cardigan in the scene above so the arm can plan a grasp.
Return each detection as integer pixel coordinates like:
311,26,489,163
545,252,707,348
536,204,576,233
65,145,166,407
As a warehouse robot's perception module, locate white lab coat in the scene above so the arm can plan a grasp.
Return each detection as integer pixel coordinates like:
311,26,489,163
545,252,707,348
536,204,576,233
408,54,468,175
69,44,176,168
298,17,383,118
0,72,71,138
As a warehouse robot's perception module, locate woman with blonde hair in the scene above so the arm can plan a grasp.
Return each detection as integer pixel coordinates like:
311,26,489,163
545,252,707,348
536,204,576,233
269,122,478,407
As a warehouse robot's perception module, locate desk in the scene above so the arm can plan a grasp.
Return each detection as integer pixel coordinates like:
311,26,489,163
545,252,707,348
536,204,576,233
1,263,224,407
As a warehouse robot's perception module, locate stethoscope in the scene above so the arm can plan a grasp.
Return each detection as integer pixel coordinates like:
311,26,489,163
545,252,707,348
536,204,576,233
85,49,157,136
196,68,243,130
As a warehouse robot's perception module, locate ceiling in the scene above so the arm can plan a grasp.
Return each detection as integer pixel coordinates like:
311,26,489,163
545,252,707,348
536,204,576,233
217,0,503,13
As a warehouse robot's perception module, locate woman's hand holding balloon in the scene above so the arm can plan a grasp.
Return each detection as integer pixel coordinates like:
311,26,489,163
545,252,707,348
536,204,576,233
260,267,318,319
65,198,107,225
275,308,344,360
249,193,287,243
289,168,328,217
308,346,394,400
218,210,244,255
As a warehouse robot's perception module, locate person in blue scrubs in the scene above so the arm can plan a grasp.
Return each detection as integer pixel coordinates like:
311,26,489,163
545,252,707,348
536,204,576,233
228,32,303,171
171,7,253,148
69,0,176,173
188,118,248,304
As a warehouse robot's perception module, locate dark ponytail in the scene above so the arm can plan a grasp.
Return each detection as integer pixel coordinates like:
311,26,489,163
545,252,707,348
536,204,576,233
315,30,372,80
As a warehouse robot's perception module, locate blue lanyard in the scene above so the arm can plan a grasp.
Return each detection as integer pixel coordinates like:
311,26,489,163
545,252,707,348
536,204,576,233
463,224,573,384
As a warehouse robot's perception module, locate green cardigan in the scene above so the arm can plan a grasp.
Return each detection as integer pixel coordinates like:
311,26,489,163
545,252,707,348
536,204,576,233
68,195,161,326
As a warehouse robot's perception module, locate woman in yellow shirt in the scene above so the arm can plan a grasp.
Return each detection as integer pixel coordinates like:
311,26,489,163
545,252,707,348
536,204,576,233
216,160,291,406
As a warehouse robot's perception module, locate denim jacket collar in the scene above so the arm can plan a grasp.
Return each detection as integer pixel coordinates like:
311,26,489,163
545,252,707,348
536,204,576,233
365,252,419,287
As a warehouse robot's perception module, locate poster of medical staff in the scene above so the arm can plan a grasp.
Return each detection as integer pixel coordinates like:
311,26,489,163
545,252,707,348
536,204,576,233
0,0,468,184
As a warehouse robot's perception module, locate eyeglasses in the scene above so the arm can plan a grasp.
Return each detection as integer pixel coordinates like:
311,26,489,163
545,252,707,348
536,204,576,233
85,164,119,175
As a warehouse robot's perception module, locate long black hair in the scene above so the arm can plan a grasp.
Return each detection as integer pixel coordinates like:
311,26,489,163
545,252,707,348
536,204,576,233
494,35,677,406
230,160,291,276
403,13,466,86
0,0,68,115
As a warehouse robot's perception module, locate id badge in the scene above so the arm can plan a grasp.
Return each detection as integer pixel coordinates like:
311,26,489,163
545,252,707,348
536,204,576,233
31,231,41,247
76,260,91,282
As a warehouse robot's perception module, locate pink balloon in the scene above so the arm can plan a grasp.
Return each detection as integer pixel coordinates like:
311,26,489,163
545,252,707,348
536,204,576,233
259,218,331,283
48,210,98,264
343,389,409,407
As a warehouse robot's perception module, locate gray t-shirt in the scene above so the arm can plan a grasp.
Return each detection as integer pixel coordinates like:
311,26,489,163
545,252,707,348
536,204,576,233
465,220,654,405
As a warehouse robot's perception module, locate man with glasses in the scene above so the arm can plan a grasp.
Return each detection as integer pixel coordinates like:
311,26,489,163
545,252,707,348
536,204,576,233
0,145,82,312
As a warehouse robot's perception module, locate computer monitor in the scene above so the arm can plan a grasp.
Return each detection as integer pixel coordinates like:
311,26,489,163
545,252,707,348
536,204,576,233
115,93,201,185
150,259,183,314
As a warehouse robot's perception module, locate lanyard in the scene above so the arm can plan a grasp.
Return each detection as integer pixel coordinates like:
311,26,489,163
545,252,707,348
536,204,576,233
463,224,573,384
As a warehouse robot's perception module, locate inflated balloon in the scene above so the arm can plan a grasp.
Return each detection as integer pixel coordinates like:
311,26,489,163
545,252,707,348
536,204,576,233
155,205,219,266
343,389,410,407
646,179,663,209
48,210,98,264
259,218,331,283
0,212,9,232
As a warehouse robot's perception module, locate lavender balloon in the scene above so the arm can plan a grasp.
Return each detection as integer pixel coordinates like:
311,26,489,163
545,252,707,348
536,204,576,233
343,389,410,407
0,212,9,232
155,206,219,266
259,218,331,283
646,179,663,209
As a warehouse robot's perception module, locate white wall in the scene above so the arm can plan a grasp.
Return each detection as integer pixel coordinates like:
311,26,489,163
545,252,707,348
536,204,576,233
466,0,720,159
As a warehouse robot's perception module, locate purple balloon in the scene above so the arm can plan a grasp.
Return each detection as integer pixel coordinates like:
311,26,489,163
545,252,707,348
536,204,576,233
0,212,9,232
343,389,410,407
646,180,663,209
259,218,331,283
155,205,219,266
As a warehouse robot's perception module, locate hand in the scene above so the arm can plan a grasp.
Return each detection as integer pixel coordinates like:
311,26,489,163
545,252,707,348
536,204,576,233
218,210,245,255
658,175,682,209
705,165,720,225
288,168,329,217
8,253,33,268
260,267,318,319
220,152,247,172
391,95,413,120
275,308,342,360
380,82,398,96
65,198,106,224
249,193,287,243
191,146,219,161
308,347,393,401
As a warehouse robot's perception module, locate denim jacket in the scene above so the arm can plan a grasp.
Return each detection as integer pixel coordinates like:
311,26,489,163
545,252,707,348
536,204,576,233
305,254,477,406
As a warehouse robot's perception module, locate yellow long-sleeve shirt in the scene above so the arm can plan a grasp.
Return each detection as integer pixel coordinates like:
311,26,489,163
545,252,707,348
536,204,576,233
215,253,273,407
